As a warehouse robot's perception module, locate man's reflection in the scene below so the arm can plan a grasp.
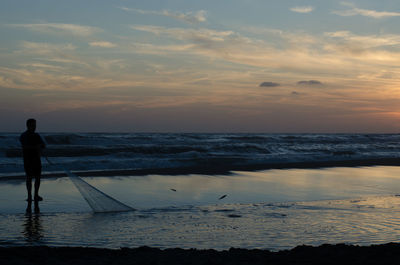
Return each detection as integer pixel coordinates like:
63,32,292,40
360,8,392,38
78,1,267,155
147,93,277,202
23,200,43,243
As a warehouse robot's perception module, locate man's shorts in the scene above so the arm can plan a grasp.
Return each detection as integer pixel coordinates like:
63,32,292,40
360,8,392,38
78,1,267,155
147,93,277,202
24,162,42,177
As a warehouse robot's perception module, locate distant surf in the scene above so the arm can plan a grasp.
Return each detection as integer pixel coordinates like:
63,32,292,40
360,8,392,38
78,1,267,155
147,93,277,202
1,133,400,177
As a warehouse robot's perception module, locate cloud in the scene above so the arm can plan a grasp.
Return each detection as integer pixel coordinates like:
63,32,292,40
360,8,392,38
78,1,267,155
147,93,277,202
6,22,400,98
128,25,400,81
19,41,76,55
131,25,234,41
8,23,101,36
297,80,322,85
129,25,242,52
259,82,280,87
119,7,206,24
19,63,64,71
324,31,400,55
32,58,90,69
89,41,116,48
333,2,400,18
127,42,195,55
0,64,123,92
13,41,92,70
290,6,314,13
187,79,213,86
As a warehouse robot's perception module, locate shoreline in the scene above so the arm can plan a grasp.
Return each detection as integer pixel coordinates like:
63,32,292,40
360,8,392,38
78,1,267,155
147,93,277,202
2,157,400,181
2,243,400,264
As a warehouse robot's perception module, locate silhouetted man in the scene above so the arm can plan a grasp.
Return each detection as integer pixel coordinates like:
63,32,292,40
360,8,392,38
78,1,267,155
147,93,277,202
20,119,46,201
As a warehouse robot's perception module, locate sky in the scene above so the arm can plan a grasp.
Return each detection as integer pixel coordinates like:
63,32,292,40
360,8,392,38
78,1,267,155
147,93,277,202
1,0,400,132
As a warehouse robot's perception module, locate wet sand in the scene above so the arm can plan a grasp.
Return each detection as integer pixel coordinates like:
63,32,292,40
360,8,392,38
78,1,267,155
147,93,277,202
2,243,400,265
3,167,400,253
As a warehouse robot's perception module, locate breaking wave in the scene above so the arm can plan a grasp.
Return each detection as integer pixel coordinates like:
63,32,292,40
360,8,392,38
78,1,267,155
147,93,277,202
1,133,400,175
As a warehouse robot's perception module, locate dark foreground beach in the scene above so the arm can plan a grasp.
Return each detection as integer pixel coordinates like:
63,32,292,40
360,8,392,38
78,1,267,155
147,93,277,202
2,244,400,265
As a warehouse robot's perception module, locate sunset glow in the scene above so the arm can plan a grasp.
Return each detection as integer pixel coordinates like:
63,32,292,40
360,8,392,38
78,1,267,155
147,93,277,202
1,0,400,132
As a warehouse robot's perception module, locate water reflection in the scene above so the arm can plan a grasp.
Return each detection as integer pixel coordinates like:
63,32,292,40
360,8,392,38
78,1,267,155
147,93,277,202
23,201,43,243
1,166,400,250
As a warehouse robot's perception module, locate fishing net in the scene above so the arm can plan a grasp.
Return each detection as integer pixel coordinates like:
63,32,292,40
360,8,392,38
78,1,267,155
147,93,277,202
64,169,134,213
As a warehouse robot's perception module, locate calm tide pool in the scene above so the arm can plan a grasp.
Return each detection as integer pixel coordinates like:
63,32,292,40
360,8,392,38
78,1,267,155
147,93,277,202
1,166,400,250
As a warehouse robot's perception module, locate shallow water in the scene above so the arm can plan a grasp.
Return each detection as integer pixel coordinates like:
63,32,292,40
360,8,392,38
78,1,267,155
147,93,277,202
2,166,400,250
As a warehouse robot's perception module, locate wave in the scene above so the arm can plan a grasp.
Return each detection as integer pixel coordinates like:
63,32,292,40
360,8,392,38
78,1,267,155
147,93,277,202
2,133,400,175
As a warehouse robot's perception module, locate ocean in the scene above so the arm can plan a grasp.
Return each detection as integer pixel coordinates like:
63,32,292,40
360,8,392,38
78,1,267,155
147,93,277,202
1,133,400,176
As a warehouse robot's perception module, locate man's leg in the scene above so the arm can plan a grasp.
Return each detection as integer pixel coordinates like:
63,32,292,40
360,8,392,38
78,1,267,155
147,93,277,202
33,164,43,201
34,176,42,201
26,175,32,201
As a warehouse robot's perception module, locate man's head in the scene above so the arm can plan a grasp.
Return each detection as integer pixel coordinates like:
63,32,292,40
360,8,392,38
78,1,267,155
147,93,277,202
26,119,36,132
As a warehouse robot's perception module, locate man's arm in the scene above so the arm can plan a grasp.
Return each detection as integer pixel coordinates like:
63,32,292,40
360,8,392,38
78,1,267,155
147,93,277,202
38,134,46,149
